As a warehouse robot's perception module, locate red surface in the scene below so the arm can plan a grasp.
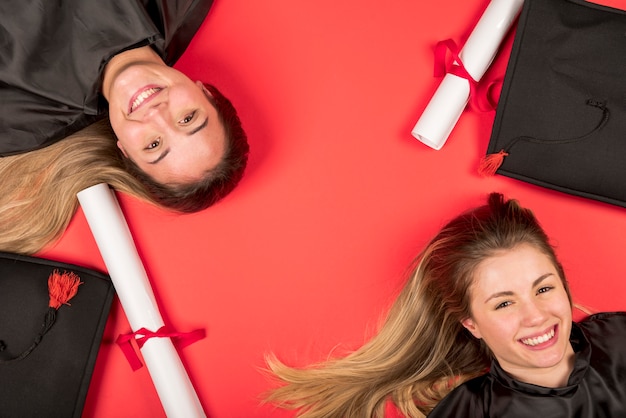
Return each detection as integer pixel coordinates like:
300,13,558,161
38,1,626,417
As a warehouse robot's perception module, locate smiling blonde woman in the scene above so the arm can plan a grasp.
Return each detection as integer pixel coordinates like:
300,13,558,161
1,0,248,254
265,193,626,418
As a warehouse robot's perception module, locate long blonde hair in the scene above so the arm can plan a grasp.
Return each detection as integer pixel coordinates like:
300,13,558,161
265,193,570,417
0,119,154,255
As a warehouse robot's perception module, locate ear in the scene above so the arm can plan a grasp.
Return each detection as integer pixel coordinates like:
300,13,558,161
116,141,128,158
461,317,482,339
196,80,213,97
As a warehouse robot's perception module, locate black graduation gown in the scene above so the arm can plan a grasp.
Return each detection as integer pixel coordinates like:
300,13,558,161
0,0,213,156
428,313,626,418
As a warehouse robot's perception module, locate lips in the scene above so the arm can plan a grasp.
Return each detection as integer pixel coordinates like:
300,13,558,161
128,85,163,114
520,325,557,348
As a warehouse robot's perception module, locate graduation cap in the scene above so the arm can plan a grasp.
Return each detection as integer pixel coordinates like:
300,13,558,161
481,0,626,208
0,252,114,417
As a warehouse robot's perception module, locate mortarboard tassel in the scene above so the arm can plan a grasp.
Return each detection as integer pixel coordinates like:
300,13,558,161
478,149,508,177
48,270,82,309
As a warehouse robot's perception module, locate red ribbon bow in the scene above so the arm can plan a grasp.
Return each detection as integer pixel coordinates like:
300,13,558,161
116,326,206,371
433,38,500,112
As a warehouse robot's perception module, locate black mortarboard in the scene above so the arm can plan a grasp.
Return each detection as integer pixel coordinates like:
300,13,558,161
0,252,114,417
481,0,626,208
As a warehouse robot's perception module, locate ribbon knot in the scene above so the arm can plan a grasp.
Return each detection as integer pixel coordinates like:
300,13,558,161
433,38,500,112
116,326,206,371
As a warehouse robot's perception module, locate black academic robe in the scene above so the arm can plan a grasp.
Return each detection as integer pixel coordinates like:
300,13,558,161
428,312,626,418
0,0,213,156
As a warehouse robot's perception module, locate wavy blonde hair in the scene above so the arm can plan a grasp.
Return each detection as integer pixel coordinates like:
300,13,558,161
0,119,154,255
265,193,571,417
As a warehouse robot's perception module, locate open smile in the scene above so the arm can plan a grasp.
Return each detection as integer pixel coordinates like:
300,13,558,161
128,85,163,114
520,325,557,347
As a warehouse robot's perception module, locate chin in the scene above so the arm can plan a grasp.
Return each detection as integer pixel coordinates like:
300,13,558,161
534,342,570,369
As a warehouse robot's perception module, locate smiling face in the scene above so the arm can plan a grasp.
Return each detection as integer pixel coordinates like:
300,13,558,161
105,56,226,185
461,244,574,387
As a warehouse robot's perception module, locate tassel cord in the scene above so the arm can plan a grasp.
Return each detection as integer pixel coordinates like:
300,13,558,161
0,309,57,364
480,100,610,177
501,100,610,152
0,270,80,364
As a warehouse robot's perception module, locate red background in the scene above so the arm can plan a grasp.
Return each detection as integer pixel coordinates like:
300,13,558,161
39,0,626,417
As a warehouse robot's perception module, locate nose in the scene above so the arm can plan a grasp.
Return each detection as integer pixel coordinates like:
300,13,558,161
144,101,168,118
141,102,173,129
520,300,547,327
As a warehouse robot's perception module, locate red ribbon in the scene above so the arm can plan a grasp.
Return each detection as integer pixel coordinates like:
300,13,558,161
433,39,500,112
116,326,206,371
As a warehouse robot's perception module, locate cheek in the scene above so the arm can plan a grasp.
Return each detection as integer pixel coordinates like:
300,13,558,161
477,313,520,344
549,287,572,314
111,121,145,150
170,83,209,107
556,297,573,320
108,114,126,139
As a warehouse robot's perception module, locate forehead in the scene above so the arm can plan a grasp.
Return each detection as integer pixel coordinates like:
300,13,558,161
471,245,557,293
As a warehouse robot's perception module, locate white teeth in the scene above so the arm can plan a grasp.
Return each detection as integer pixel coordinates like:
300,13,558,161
521,328,555,346
131,88,160,112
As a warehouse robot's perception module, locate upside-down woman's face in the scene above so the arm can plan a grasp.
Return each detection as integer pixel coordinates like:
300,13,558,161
106,63,226,185
461,244,574,386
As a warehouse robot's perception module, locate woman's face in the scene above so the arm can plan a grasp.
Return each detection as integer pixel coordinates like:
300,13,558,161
106,63,226,185
461,244,573,384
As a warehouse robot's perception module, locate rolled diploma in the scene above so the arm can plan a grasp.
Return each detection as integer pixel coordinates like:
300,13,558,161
411,0,524,150
77,183,205,418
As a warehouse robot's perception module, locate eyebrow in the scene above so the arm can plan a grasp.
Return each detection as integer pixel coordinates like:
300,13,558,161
188,117,209,136
483,273,554,304
148,148,170,165
148,117,209,165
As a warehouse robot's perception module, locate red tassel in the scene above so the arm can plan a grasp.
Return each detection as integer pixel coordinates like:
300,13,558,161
478,150,508,177
48,270,82,309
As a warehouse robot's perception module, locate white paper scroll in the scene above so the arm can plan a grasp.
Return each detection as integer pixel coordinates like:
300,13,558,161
77,183,205,418
411,0,524,150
